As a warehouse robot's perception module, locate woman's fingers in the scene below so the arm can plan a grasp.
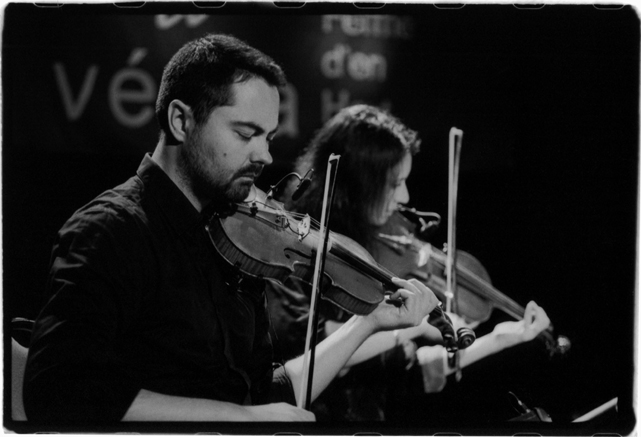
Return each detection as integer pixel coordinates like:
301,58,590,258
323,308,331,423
390,277,440,319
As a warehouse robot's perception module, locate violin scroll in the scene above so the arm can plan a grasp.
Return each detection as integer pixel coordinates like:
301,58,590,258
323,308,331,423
545,334,571,357
456,326,476,349
385,294,474,353
427,303,476,353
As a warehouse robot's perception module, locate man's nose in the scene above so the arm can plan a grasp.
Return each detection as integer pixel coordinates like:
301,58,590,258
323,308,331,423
251,138,273,166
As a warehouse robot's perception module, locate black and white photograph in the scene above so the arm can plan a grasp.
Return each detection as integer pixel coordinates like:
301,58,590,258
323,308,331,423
3,2,638,435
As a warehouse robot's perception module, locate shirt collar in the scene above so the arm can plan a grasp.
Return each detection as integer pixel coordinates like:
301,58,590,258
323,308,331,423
136,154,208,236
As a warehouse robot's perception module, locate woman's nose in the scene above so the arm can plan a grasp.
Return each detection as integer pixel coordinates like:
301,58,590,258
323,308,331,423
396,182,410,205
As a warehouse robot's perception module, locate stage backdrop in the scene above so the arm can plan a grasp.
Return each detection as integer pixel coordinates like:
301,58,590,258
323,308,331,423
3,2,638,434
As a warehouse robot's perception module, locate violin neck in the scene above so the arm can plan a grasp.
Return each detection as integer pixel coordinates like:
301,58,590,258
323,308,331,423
331,242,396,288
457,269,525,319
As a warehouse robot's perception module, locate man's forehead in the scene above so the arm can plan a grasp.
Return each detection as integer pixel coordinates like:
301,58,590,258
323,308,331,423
222,79,280,129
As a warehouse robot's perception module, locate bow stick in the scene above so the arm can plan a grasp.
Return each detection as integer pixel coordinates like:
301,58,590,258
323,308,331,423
445,127,463,315
446,127,463,379
298,153,341,409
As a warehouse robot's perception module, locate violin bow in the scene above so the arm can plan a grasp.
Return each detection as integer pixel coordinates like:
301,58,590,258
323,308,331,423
298,153,341,410
446,127,464,379
446,127,463,315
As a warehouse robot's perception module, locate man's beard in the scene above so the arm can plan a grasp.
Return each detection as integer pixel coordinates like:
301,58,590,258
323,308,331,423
177,135,262,206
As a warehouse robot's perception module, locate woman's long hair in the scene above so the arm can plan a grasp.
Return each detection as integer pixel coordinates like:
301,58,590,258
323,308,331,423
287,105,421,251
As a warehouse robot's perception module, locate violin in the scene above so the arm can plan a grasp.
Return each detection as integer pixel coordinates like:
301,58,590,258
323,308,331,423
205,187,469,353
373,210,570,356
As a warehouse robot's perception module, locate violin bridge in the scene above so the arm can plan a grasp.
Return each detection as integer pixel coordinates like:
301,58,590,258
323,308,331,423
297,214,311,241
378,233,413,246
417,244,431,268
274,210,286,226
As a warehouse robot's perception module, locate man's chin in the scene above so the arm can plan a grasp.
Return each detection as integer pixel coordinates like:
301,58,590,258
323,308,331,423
228,182,254,203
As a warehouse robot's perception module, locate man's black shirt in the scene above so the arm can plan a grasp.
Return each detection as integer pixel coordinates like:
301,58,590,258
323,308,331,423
24,155,294,422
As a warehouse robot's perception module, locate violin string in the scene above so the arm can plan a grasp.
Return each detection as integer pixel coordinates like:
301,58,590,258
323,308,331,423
241,198,555,344
332,240,397,284
240,198,405,294
431,254,524,317
240,199,325,234
240,200,395,283
242,199,521,313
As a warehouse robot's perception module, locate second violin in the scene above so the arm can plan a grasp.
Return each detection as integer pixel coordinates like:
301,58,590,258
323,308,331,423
374,209,570,357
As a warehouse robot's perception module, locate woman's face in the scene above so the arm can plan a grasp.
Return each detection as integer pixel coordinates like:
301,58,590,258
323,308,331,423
369,152,412,226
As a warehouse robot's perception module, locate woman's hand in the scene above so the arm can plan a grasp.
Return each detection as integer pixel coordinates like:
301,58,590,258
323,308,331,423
365,278,440,333
491,300,551,349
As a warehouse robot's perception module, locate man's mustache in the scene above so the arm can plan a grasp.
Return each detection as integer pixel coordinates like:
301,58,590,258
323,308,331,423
234,164,263,180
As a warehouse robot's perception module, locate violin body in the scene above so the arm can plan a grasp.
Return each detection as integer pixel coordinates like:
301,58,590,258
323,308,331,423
207,197,388,316
374,212,493,327
204,188,466,353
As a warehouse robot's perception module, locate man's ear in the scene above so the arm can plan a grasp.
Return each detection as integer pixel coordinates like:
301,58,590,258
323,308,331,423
167,99,193,144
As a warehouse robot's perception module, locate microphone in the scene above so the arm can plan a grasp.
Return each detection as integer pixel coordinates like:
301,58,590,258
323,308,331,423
291,169,314,201
291,177,312,201
398,206,441,240
266,169,314,201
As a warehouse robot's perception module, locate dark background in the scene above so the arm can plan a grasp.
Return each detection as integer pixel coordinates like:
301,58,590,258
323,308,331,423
2,2,638,434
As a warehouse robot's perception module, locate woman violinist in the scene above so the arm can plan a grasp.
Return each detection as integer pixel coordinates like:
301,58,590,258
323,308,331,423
266,104,551,422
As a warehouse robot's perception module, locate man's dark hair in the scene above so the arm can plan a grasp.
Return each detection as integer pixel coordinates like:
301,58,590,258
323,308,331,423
289,104,421,250
155,33,287,140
